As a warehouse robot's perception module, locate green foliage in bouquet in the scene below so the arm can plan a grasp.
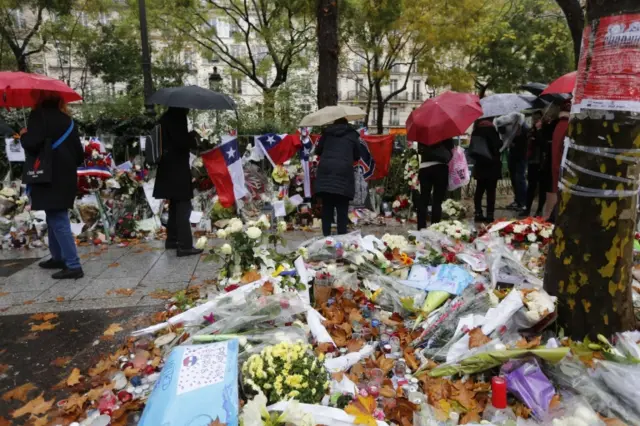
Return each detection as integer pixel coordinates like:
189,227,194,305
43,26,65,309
242,341,329,404
210,200,237,223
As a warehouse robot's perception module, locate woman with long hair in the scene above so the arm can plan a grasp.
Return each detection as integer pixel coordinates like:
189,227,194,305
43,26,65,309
21,91,84,279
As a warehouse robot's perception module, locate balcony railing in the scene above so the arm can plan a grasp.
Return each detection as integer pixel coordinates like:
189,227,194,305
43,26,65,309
341,90,424,103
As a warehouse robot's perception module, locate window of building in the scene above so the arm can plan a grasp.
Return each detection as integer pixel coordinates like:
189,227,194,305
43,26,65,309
355,78,363,97
371,108,377,126
412,80,422,100
389,108,399,126
390,79,398,93
11,10,25,29
232,76,243,94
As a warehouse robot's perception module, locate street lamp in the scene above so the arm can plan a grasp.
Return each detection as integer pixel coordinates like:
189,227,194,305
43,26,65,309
209,67,223,92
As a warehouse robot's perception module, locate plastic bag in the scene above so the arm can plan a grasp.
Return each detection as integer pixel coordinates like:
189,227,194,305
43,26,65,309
501,358,555,419
448,146,470,191
545,356,640,425
590,360,640,417
542,393,604,426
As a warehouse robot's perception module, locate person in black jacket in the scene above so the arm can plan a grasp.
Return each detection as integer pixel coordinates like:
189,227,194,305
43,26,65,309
314,118,360,236
153,107,202,257
521,111,549,217
470,119,502,222
21,93,85,279
416,138,454,229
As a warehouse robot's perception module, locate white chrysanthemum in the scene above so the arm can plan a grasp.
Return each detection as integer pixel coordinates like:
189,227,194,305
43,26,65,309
227,218,244,234
527,233,537,242
220,243,233,255
216,228,227,239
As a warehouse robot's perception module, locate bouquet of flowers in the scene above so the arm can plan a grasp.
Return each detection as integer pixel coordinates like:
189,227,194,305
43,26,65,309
194,124,219,148
210,197,236,223
403,145,420,191
78,138,113,194
115,212,139,239
495,217,554,246
428,220,473,242
381,233,410,253
242,341,328,404
272,165,290,185
391,194,412,219
441,199,467,220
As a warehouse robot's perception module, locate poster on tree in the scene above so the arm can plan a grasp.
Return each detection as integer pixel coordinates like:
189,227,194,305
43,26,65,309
573,13,640,113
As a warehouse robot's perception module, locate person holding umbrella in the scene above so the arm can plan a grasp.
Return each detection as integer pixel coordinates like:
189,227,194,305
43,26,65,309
314,117,361,236
152,107,202,256
406,91,483,229
148,85,236,255
21,91,85,279
469,118,502,222
494,112,529,211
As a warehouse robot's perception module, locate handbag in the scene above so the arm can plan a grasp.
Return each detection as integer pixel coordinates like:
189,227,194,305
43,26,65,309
23,119,74,185
468,135,493,161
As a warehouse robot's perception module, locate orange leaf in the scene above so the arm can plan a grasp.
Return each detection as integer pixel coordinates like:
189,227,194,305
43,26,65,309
258,280,274,295
61,393,88,413
66,368,82,387
403,348,420,371
348,309,364,323
27,415,49,426
209,417,227,426
50,357,72,368
344,395,377,426
29,313,58,321
346,338,364,353
468,327,491,349
451,381,476,410
2,383,37,402
460,407,482,424
0,364,9,375
106,288,134,297
30,321,58,332
0,291,8,297
86,384,114,402
88,358,114,377
514,335,542,349
315,342,335,354
103,323,123,336
23,300,35,305
56,297,65,302
0,418,11,426
108,262,120,268
149,290,173,300
242,270,262,284
11,393,55,418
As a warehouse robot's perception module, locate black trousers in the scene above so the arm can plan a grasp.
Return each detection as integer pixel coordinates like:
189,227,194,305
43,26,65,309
321,194,350,236
167,199,193,248
474,178,498,218
417,164,449,230
526,165,549,215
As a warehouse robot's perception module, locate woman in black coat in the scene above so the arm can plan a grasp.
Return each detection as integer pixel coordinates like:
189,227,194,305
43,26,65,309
314,118,360,236
21,93,84,279
470,119,502,222
416,138,454,229
152,107,201,256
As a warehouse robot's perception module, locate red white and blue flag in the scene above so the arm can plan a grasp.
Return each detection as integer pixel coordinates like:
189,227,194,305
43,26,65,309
254,133,302,165
201,135,248,208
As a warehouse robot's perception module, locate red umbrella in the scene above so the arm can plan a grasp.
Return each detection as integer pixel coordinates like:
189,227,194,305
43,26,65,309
0,71,82,108
541,71,577,95
406,91,482,146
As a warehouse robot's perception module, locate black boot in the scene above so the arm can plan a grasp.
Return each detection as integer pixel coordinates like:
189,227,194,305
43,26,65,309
52,268,85,280
177,247,204,257
165,241,178,249
474,212,486,222
39,258,66,270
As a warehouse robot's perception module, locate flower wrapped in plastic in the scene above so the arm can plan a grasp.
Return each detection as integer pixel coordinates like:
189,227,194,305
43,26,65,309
441,199,467,220
427,220,473,242
242,341,329,404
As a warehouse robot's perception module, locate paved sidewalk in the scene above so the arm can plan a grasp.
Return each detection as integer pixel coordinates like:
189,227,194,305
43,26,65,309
0,226,396,316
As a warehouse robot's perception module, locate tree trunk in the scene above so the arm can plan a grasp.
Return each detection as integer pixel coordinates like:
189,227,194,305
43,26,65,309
263,88,277,120
316,0,339,109
375,82,384,134
16,54,28,72
555,0,585,67
543,0,639,339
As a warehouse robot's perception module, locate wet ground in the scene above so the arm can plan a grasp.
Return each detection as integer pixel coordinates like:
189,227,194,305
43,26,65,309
0,306,158,424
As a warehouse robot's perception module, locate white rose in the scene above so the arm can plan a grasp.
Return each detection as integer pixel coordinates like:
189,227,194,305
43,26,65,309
220,243,233,255
195,236,208,249
297,247,308,259
527,233,537,242
392,201,401,209
246,226,262,239
540,228,552,239
227,218,243,234
216,229,227,239
277,221,287,233
258,214,271,229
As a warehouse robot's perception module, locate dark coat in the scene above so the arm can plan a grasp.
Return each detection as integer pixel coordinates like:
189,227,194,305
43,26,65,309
418,139,454,164
314,123,361,200
471,120,502,181
21,107,83,211
153,108,196,201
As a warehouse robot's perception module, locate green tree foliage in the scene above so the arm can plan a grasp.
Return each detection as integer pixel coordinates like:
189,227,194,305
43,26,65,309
0,0,73,71
149,0,315,117
426,0,574,96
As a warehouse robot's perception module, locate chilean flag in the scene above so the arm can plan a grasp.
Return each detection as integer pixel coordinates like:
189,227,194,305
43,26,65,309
254,133,301,165
201,136,248,208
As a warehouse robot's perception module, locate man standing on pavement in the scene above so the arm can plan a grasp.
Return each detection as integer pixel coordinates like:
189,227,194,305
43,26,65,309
153,107,202,257
495,112,529,211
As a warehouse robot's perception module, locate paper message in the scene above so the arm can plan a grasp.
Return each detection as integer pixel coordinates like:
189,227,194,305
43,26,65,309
5,138,25,162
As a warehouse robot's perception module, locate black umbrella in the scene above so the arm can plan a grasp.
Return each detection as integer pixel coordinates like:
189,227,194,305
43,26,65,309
520,82,547,96
520,82,570,104
149,85,236,110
